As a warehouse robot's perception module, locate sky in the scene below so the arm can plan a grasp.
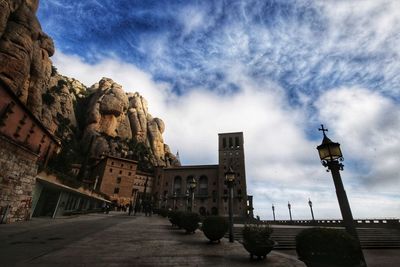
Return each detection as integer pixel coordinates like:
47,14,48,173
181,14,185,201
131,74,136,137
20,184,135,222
37,0,399,220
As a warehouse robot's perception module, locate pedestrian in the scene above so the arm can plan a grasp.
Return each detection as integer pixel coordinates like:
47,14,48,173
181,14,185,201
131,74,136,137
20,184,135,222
128,203,133,216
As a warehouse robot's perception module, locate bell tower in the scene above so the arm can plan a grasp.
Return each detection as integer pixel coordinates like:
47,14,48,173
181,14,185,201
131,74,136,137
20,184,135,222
217,132,247,217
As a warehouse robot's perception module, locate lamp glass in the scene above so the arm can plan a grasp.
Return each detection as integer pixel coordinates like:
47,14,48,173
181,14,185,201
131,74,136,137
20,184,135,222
225,171,236,182
317,142,342,161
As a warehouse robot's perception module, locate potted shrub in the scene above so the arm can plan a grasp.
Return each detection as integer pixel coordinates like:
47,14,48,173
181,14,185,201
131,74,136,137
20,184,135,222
242,224,275,260
168,210,184,228
296,228,362,267
202,216,229,243
181,212,201,233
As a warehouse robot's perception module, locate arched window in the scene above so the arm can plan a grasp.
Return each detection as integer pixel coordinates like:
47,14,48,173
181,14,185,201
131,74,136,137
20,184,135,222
198,175,208,195
173,176,182,194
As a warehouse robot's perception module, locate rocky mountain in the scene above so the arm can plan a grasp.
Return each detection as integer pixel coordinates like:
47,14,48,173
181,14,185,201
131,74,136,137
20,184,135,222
0,0,179,169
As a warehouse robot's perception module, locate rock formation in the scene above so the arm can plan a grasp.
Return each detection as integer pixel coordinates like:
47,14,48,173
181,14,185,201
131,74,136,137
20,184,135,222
0,0,179,168
0,0,54,118
83,78,179,167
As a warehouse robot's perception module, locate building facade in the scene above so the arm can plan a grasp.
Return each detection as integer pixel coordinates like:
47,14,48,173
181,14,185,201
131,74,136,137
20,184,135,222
153,132,252,218
0,85,61,223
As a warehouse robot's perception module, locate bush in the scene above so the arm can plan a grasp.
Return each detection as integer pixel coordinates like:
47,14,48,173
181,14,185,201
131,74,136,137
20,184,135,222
296,228,361,266
158,208,168,217
169,210,185,228
243,223,273,245
181,212,201,233
242,224,274,259
202,216,229,243
42,92,55,106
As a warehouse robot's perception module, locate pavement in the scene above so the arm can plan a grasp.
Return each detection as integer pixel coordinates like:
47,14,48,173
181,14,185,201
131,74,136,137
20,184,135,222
1,213,398,267
0,212,305,267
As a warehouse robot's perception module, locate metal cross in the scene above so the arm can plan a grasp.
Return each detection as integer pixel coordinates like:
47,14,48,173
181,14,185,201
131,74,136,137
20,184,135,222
318,124,328,136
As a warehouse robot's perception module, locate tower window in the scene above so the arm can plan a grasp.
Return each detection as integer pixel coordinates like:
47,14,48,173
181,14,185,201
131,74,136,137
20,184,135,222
114,187,120,194
229,137,233,148
116,177,121,184
235,137,240,148
223,138,226,148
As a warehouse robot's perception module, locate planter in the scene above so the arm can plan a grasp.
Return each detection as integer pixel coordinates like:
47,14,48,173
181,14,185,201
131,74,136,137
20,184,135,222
202,216,228,243
242,239,275,260
301,260,360,267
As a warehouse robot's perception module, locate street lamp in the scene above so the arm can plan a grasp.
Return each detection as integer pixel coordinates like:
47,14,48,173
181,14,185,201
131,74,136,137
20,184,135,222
308,198,315,221
288,202,292,221
173,191,177,210
188,177,197,212
225,166,236,243
185,190,190,211
317,124,367,267
272,204,276,221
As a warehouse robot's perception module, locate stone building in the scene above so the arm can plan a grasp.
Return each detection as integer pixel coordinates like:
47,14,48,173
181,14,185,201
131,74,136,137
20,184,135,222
91,155,154,206
153,132,252,218
0,85,60,223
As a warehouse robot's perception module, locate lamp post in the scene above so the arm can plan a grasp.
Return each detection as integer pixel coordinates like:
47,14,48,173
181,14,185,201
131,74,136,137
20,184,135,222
308,198,315,221
317,124,367,267
288,202,292,221
185,190,190,211
272,204,276,221
225,166,236,243
173,191,177,210
188,177,197,212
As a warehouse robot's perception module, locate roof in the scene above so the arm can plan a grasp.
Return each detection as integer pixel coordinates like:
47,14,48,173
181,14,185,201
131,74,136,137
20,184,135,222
104,155,138,164
218,132,243,135
164,164,219,171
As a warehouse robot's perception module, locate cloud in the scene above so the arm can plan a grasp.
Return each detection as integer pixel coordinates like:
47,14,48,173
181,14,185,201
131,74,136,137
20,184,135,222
41,0,400,220
315,87,400,191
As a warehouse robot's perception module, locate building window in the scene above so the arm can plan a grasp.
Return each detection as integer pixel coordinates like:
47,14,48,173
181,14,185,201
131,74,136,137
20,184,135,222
173,176,182,194
111,162,114,166
119,170,122,174
213,182,216,186
223,138,226,148
229,137,233,148
121,164,124,167
114,187,120,194
198,175,208,195
235,136,240,148
110,168,113,173
116,177,121,184
128,172,131,176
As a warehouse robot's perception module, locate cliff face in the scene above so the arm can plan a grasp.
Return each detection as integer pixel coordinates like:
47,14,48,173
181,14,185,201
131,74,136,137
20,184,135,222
83,78,179,167
0,0,179,168
0,0,53,117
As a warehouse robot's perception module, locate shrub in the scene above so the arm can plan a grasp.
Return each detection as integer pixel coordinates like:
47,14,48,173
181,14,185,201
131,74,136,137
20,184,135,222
243,223,273,245
181,212,201,233
242,223,274,259
42,92,55,106
296,228,361,266
202,216,229,243
169,210,185,228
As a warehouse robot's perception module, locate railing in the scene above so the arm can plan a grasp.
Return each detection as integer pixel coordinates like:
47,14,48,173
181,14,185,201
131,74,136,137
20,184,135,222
262,219,400,228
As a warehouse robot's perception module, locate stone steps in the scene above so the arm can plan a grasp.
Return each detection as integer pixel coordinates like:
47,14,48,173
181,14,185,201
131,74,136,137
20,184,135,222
226,227,400,249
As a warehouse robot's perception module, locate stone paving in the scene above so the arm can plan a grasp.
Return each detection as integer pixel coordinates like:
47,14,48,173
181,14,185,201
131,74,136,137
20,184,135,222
0,212,305,267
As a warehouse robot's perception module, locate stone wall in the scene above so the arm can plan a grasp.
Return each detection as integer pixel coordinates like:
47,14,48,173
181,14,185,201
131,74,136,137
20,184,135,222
0,135,38,223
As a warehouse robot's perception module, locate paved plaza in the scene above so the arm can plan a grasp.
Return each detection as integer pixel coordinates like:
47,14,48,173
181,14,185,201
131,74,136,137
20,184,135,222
0,213,399,267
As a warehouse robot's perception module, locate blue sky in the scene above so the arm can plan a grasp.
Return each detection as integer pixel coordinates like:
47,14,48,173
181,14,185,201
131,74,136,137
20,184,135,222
38,0,400,220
